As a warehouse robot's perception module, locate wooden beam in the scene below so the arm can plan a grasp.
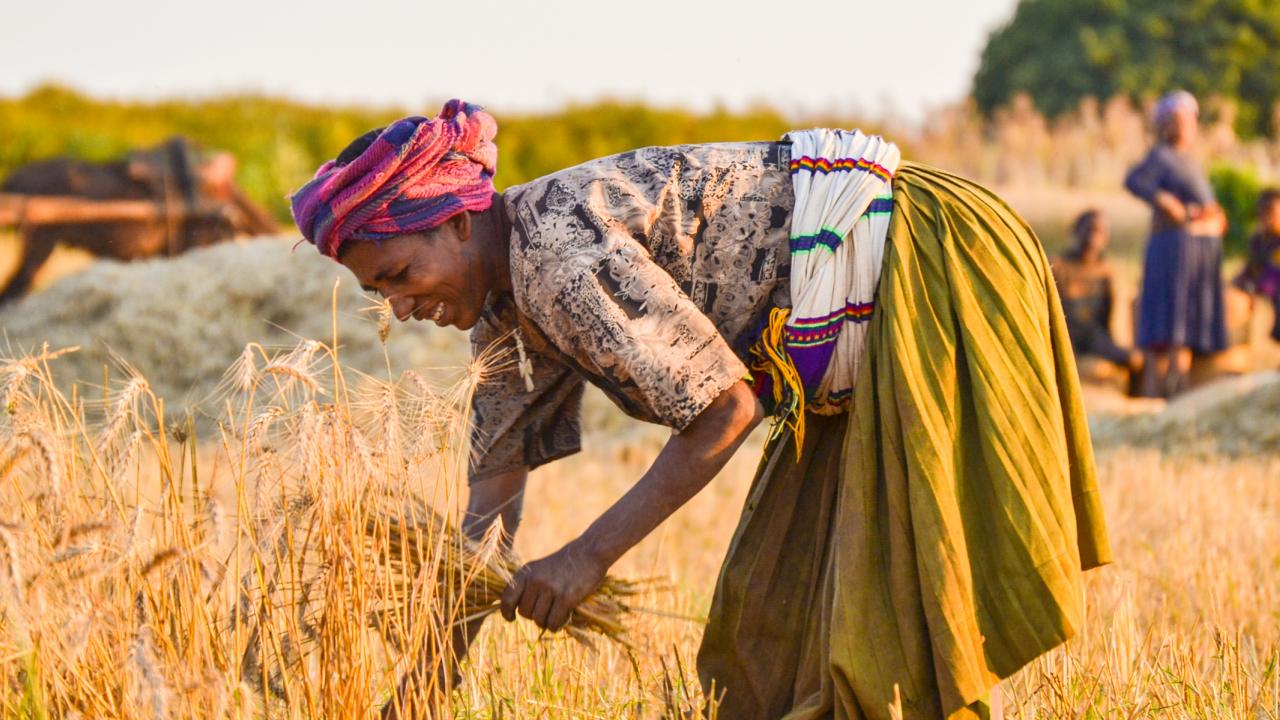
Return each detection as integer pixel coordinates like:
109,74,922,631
0,194,229,227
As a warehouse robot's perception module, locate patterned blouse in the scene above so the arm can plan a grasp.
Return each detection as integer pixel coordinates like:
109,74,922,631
469,142,795,480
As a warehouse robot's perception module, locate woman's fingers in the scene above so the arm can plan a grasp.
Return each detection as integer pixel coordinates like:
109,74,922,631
501,574,563,629
517,578,542,620
500,550,599,630
545,599,572,632
500,569,526,622
530,591,555,629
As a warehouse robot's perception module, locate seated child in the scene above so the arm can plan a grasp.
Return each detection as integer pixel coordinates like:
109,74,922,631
1052,209,1141,371
1233,187,1280,344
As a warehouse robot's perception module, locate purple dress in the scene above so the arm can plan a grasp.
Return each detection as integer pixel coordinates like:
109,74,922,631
1235,231,1280,341
1125,145,1227,353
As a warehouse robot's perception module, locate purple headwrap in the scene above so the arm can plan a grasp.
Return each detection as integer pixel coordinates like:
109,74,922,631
290,99,497,259
1154,90,1199,128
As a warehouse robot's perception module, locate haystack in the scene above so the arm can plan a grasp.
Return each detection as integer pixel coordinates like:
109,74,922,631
0,237,649,440
25,236,1272,460
1091,371,1280,457
0,237,469,417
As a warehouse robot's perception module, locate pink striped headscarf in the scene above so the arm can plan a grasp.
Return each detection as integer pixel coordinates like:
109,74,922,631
290,99,497,259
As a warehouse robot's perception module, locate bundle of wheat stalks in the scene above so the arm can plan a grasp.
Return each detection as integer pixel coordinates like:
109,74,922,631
0,312,653,717
371,498,652,649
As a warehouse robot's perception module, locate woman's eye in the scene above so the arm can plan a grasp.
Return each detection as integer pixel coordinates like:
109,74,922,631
392,267,410,283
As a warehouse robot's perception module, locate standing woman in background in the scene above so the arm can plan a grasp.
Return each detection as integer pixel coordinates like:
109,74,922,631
1125,91,1228,396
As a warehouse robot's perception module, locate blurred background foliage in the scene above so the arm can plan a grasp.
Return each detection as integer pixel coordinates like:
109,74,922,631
973,0,1280,138
0,86,821,221
1210,163,1265,256
5,0,1280,258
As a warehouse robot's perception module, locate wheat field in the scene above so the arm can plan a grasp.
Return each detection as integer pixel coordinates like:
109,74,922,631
0,336,1275,718
0,237,1275,718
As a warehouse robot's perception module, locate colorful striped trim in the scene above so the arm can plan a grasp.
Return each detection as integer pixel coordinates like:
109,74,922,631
789,301,875,329
790,198,894,255
790,155,894,183
783,302,876,347
784,335,840,349
825,387,853,404
791,228,844,254
784,326,840,346
865,196,894,215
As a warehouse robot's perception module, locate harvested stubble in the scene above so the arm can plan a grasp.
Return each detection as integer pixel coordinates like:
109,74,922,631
0,328,668,719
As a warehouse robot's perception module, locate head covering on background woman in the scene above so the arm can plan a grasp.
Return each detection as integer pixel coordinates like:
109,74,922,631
1154,90,1198,123
1154,90,1199,140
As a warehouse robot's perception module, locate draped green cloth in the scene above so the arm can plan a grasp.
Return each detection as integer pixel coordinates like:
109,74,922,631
698,162,1112,720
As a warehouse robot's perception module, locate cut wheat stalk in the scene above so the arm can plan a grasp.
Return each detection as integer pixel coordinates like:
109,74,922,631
365,497,657,650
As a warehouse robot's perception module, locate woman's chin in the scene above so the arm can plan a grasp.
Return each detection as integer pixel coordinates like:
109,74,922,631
450,306,480,331
454,314,479,331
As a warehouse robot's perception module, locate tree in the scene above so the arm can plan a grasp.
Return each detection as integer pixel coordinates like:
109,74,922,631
972,0,1280,137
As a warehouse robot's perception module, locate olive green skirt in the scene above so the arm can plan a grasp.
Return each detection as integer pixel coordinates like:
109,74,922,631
697,162,1111,720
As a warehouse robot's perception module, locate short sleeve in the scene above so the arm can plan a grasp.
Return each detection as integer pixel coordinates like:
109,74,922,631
513,225,748,431
468,297,585,482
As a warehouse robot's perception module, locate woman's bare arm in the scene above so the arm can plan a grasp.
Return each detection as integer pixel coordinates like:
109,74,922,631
463,467,528,540
499,379,764,630
1153,190,1188,224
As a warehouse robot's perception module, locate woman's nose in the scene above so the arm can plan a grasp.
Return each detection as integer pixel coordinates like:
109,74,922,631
390,296,416,321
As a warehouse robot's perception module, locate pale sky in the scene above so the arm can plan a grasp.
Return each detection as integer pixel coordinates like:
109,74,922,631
0,0,1018,123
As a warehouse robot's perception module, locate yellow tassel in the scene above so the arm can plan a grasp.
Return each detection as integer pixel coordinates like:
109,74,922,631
747,307,806,458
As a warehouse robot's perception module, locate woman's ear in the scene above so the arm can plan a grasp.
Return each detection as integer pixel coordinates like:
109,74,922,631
450,211,472,243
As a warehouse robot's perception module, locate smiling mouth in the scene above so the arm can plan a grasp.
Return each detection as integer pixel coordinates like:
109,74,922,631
408,300,448,324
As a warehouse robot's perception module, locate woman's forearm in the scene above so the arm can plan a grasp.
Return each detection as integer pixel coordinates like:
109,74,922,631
463,467,529,540
1153,190,1187,223
497,380,764,631
575,381,763,568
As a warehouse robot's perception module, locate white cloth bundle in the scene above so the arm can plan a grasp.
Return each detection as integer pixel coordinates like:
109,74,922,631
783,128,899,412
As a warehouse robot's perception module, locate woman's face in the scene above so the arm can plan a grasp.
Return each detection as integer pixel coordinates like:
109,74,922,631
339,216,491,331
1081,214,1110,254
1261,200,1280,236
1161,109,1199,146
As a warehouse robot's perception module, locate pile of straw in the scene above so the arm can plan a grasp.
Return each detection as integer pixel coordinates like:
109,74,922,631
0,236,647,441
1091,371,1280,457
0,238,468,418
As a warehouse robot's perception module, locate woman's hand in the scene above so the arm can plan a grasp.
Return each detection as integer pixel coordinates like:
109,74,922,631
1154,190,1188,224
498,380,762,633
1187,203,1228,237
500,542,607,631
